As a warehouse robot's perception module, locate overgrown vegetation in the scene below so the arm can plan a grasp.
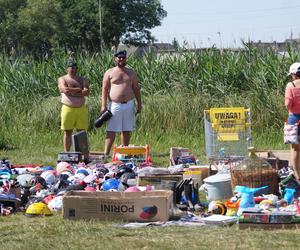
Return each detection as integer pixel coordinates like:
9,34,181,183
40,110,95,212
0,46,296,163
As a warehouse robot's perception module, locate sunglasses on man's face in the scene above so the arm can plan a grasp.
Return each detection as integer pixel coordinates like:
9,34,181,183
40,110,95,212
117,56,126,59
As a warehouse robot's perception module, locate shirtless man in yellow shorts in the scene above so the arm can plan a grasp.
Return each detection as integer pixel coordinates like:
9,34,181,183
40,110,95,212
101,50,142,157
58,60,89,151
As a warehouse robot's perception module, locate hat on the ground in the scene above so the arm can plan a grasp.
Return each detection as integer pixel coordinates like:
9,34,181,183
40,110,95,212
114,50,127,57
66,59,77,68
288,62,300,75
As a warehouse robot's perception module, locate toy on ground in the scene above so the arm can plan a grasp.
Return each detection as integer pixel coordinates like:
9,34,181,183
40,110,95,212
25,202,53,217
112,144,151,165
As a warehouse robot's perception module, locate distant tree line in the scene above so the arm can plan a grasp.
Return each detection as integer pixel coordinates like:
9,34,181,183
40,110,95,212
0,0,167,56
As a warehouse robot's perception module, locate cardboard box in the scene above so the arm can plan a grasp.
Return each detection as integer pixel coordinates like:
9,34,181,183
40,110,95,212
62,190,173,222
185,165,210,178
137,174,182,188
239,213,270,223
169,147,196,166
240,212,296,224
183,171,203,186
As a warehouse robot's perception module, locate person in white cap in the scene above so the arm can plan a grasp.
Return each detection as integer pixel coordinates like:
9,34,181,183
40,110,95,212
285,62,300,181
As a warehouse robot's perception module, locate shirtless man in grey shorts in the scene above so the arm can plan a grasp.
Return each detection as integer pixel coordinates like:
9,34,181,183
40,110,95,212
101,50,142,157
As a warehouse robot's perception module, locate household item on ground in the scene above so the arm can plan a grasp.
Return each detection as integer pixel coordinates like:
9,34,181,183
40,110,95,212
169,147,196,166
208,201,227,215
25,202,53,217
112,144,151,165
201,215,238,225
283,188,296,204
137,167,170,176
203,173,232,201
239,211,299,224
137,174,182,188
16,174,36,188
57,152,82,164
94,110,112,128
283,121,299,144
124,186,141,192
255,150,290,169
0,159,11,169
88,152,106,162
174,179,203,212
230,148,279,195
234,185,268,211
204,107,251,160
56,161,74,174
187,165,210,179
62,190,173,222
0,192,21,210
279,174,300,198
47,196,63,211
40,170,56,186
72,130,89,161
101,178,120,191
182,167,209,186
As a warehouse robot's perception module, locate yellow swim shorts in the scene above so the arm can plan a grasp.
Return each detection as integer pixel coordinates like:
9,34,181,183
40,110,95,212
61,104,88,130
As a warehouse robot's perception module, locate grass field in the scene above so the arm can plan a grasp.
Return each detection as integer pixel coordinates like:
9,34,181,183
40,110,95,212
1,213,300,250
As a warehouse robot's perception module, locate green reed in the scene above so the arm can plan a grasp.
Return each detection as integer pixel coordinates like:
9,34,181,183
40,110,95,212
0,45,298,150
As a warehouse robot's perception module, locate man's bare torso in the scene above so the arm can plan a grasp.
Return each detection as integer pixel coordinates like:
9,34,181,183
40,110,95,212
59,75,85,107
108,67,135,103
62,75,84,89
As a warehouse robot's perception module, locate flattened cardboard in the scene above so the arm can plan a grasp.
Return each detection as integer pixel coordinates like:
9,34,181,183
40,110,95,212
62,190,173,222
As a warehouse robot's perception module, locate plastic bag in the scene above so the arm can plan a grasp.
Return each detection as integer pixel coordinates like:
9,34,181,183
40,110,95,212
284,122,299,144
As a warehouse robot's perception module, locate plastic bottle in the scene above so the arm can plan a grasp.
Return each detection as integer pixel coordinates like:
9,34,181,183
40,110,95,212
219,148,226,158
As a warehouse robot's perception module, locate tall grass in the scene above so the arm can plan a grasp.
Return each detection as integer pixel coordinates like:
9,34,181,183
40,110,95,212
0,45,297,157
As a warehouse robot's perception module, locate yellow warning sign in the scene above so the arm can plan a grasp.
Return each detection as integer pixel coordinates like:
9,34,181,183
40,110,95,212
209,107,247,132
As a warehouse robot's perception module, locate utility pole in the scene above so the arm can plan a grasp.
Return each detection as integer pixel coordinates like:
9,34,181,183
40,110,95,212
99,0,103,52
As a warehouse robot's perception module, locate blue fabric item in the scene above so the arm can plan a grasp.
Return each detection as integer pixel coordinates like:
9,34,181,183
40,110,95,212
0,193,16,200
283,188,296,204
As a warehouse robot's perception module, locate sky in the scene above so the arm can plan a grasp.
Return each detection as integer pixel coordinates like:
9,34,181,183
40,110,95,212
151,0,300,48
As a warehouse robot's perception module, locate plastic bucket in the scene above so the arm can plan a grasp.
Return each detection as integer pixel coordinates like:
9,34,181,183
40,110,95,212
203,173,232,201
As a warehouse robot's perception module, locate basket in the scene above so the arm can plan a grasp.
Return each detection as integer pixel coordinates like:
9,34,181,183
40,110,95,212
230,168,279,195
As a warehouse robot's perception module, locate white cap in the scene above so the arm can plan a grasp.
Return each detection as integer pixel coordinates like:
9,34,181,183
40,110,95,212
288,62,300,75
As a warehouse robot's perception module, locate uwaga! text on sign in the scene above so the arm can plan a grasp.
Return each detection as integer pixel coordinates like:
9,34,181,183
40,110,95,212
209,108,246,132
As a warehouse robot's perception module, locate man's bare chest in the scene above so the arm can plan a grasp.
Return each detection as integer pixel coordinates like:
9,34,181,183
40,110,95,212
110,72,132,85
65,78,82,88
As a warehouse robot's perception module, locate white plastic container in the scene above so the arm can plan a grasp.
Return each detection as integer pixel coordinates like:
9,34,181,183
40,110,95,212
203,173,232,201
